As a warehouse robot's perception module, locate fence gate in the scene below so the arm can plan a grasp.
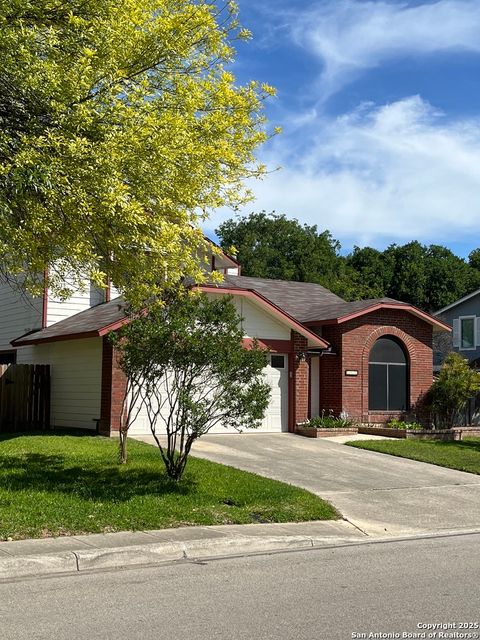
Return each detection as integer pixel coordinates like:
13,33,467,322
0,364,50,433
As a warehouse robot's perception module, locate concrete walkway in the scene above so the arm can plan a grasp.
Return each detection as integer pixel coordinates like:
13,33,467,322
170,432,480,537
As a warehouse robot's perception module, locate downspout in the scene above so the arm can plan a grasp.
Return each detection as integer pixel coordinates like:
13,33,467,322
42,269,48,329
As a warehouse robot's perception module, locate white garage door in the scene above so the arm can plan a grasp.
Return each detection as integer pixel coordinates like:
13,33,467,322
205,352,289,434
128,353,289,435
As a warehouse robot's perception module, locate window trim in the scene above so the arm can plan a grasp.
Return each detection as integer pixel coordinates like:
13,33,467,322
459,315,476,351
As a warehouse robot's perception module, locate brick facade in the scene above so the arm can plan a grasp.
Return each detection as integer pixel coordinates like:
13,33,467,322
292,331,309,426
317,310,433,424
100,337,127,435
100,312,434,434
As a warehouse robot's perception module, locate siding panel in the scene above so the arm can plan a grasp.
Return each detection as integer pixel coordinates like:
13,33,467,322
0,283,42,351
16,338,102,429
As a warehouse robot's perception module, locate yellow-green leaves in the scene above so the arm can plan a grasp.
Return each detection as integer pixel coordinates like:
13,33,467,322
0,0,274,307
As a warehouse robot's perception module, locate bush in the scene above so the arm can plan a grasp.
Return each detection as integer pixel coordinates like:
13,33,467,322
387,419,423,431
301,411,356,429
430,353,480,428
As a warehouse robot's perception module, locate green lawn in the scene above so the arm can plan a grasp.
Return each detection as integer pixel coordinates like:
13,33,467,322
0,434,338,540
346,437,480,475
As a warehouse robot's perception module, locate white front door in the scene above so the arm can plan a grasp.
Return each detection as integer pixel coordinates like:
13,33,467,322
259,353,289,432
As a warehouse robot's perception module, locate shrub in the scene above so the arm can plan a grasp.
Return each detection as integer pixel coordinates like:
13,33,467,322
430,353,480,428
388,419,423,431
301,411,356,429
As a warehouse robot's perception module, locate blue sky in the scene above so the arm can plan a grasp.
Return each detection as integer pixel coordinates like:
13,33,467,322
206,0,480,258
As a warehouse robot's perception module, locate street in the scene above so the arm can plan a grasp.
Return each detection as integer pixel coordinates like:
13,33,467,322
1,532,479,640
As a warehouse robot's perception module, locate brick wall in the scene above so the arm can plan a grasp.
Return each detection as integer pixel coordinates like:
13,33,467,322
319,310,433,424
292,331,309,425
319,324,344,415
99,336,128,435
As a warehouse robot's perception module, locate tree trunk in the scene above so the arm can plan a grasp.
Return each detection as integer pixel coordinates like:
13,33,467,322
119,430,127,464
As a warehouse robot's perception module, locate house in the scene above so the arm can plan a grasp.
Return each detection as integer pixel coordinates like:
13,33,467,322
1,247,449,435
434,289,480,370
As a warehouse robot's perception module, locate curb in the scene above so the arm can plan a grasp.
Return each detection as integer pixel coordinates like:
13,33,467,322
3,527,479,581
0,534,353,581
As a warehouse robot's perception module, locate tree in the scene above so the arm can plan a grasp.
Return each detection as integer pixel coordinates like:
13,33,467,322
383,242,428,308
345,246,395,299
0,1,274,305
217,212,343,289
430,353,480,428
423,245,480,311
111,292,270,478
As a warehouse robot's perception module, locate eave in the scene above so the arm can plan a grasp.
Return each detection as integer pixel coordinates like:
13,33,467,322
305,302,452,332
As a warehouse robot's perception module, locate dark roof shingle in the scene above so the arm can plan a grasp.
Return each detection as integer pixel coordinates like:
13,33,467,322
219,275,345,322
12,298,127,345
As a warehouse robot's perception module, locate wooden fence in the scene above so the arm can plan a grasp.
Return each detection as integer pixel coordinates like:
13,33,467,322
0,364,50,433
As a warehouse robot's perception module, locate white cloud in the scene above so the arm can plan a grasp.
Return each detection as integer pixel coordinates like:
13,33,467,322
208,96,480,248
289,0,480,99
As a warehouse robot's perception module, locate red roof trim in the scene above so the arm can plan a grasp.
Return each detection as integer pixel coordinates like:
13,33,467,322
97,316,133,336
199,285,329,348
305,302,452,331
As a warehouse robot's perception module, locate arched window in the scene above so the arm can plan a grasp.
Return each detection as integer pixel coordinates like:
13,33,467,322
368,337,408,411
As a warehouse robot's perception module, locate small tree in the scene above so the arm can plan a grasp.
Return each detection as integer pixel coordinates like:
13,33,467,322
111,293,270,479
430,353,480,428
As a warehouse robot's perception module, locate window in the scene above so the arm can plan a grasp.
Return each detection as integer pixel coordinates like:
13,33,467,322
368,337,408,411
0,351,16,365
270,355,285,369
460,317,475,350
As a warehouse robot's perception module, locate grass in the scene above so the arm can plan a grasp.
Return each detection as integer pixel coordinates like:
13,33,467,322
346,437,480,475
0,434,338,540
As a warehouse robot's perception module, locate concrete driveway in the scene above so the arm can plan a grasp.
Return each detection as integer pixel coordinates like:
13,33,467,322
188,433,480,537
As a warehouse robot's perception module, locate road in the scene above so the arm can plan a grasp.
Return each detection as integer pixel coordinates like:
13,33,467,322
1,532,479,640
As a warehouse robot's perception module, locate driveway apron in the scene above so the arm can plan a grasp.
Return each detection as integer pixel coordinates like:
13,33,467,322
183,433,480,537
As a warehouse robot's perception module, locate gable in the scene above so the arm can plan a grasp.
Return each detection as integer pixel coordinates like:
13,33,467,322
436,293,480,327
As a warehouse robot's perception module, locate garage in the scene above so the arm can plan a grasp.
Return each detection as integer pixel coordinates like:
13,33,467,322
127,352,290,436
208,352,289,434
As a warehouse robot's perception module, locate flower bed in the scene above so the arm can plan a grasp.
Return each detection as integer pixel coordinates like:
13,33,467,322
296,425,359,439
358,426,406,438
406,429,461,441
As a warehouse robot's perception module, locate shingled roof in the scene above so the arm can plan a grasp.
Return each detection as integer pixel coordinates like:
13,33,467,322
217,275,345,321
12,298,128,346
213,275,450,330
12,274,450,346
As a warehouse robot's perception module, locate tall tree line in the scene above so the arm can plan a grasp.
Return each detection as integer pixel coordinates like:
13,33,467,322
217,212,480,312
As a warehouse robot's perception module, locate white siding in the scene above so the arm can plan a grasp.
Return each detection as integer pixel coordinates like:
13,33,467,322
207,293,290,340
47,282,100,326
110,283,121,299
0,282,42,351
235,297,290,340
17,338,102,430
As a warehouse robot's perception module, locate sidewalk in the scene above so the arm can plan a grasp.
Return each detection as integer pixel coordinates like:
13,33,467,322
0,520,365,581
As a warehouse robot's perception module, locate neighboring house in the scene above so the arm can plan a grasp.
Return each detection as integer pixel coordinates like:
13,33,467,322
434,289,480,370
1,249,449,435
